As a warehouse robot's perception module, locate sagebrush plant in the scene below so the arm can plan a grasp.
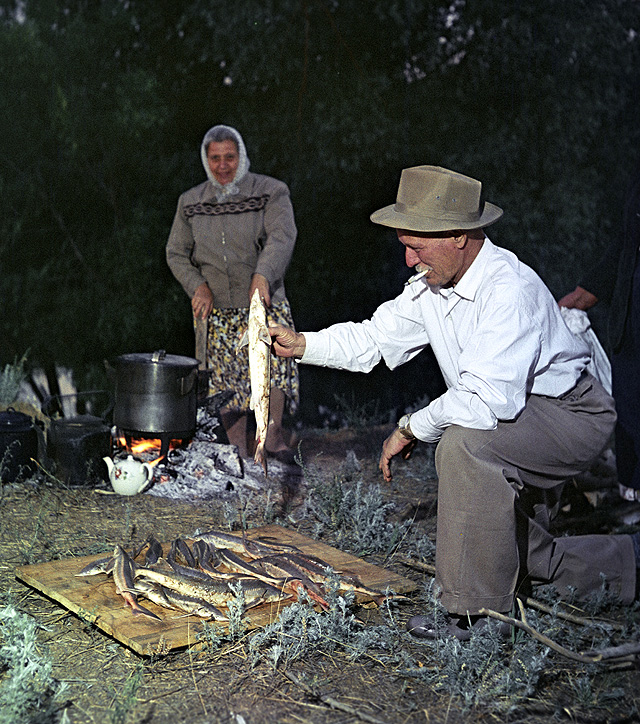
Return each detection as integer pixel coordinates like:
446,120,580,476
198,584,248,651
533,579,628,654
0,352,29,406
331,392,390,430
0,603,67,724
248,574,399,669
401,577,636,715
226,581,248,639
399,579,550,713
300,452,409,556
220,489,277,530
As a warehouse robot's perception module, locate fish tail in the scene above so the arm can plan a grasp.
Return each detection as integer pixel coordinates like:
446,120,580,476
288,580,329,610
254,440,268,476
134,602,163,621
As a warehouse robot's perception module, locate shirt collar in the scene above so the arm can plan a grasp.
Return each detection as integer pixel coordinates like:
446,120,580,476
443,235,493,302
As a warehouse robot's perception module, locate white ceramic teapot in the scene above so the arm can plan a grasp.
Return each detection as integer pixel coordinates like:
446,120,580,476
103,455,153,496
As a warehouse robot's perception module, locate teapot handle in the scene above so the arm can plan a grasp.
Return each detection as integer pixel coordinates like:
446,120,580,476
139,462,154,491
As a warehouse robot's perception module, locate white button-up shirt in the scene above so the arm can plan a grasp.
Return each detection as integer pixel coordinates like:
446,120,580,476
301,238,590,443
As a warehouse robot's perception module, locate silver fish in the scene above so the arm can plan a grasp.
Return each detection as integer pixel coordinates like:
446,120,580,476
192,530,299,559
217,548,286,586
169,538,196,568
136,567,288,609
160,586,230,621
135,579,228,621
237,288,271,475
75,555,114,577
112,545,162,621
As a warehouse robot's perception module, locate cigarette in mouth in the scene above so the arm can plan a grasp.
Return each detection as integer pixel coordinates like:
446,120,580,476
405,269,429,286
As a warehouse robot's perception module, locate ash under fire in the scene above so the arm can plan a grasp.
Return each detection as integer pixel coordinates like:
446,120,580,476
129,407,300,502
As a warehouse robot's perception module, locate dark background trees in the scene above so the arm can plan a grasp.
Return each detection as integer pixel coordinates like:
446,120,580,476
1,0,639,424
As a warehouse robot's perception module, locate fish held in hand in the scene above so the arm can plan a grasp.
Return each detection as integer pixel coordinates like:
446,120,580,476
237,288,271,475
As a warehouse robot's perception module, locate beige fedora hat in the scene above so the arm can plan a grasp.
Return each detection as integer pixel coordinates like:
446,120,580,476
370,165,503,233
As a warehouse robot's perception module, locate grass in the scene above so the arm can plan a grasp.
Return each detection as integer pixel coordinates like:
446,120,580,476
329,391,390,431
107,662,144,724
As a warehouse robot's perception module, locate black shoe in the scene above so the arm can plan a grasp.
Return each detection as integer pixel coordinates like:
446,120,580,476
405,613,449,640
406,613,512,641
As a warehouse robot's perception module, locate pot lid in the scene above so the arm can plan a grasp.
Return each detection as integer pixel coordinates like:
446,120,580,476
115,350,199,368
0,407,33,430
50,414,108,429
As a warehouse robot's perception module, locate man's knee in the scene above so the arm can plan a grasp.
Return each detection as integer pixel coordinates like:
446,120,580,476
436,425,495,467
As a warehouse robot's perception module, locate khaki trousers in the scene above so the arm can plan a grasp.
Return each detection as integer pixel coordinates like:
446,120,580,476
434,373,636,615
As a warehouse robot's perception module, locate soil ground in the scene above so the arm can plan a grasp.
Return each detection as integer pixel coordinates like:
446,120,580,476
2,423,640,724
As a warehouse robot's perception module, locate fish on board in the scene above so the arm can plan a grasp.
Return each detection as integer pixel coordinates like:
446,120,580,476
75,554,115,577
143,535,164,566
191,530,300,559
169,537,197,568
112,545,162,621
237,288,271,475
134,578,229,622
216,548,285,585
253,555,329,609
135,566,289,609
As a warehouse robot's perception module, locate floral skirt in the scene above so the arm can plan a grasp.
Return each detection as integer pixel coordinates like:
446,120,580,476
200,299,300,414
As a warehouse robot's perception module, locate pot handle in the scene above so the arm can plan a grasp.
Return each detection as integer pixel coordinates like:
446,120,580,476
178,368,198,396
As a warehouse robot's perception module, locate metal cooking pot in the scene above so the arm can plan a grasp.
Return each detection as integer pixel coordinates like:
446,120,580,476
111,350,200,437
47,415,111,486
0,408,38,482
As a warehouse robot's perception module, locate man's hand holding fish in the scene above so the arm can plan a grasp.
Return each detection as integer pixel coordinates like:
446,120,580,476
268,323,306,359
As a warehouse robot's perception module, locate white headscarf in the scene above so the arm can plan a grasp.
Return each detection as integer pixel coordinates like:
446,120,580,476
200,124,250,201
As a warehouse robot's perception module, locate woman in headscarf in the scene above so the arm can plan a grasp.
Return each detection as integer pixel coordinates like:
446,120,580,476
167,125,299,461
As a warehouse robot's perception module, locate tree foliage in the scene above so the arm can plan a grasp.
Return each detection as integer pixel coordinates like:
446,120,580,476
1,0,638,420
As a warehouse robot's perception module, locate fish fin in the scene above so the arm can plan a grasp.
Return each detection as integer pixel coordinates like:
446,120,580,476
133,602,163,621
236,329,249,355
258,326,271,347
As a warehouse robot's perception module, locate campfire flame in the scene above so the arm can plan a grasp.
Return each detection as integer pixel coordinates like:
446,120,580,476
130,438,162,454
115,433,184,466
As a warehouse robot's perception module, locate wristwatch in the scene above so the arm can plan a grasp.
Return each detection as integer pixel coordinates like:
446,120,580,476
397,414,415,440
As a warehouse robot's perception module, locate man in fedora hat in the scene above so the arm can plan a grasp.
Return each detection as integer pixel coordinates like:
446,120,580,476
269,165,637,640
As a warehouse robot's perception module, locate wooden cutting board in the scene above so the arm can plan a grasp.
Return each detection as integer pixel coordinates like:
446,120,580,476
15,524,417,656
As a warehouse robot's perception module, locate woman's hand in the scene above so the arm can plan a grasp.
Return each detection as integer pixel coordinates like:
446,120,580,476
192,283,214,319
379,429,417,482
250,273,271,307
268,323,306,358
